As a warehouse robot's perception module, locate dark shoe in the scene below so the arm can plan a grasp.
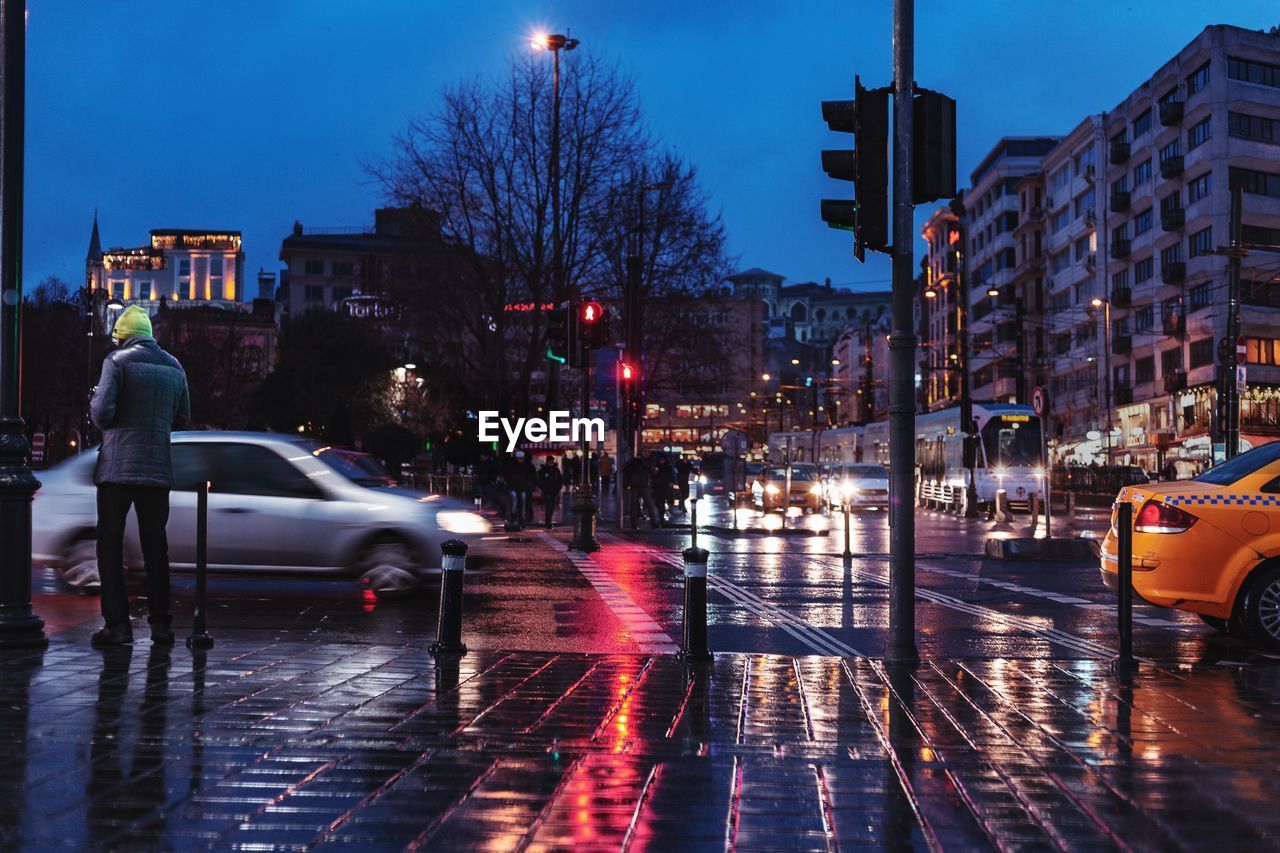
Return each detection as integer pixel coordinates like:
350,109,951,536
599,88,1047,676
91,625,134,647
150,624,175,645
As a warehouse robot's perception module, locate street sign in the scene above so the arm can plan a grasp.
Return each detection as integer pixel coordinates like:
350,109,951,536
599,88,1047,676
1237,365,1247,395
1031,386,1046,417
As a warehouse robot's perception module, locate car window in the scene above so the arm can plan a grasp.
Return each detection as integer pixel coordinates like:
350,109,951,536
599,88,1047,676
1194,442,1280,486
207,443,324,499
844,465,887,478
172,444,213,492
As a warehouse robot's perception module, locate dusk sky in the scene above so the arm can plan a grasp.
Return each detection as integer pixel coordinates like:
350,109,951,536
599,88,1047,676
24,1,1280,297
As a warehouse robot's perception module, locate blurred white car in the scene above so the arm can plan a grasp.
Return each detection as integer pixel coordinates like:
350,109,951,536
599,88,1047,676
823,463,890,511
32,432,489,597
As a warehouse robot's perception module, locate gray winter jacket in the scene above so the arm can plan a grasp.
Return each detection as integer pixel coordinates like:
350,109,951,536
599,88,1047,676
90,336,190,487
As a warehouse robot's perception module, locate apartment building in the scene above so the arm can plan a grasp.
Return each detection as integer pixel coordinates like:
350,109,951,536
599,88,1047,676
1098,24,1280,472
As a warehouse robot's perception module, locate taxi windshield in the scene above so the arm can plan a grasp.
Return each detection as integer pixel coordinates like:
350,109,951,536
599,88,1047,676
1194,442,1280,486
768,466,814,482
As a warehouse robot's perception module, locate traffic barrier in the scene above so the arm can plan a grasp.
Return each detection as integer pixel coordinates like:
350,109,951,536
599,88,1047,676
1113,502,1136,672
429,540,468,656
680,546,712,662
186,480,214,650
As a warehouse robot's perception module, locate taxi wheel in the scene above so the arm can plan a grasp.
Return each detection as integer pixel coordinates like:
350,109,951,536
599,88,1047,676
1240,564,1280,651
58,539,101,594
359,538,421,600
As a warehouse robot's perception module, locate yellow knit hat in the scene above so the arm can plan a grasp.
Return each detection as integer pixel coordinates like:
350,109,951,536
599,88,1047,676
111,305,153,342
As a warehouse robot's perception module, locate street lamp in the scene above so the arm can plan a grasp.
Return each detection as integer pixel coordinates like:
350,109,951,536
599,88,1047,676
531,30,579,410
1092,296,1113,462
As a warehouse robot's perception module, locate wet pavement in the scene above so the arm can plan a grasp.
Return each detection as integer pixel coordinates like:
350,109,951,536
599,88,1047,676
15,502,1280,849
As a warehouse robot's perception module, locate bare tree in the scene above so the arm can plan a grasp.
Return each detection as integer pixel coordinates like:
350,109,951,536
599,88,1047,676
370,51,730,419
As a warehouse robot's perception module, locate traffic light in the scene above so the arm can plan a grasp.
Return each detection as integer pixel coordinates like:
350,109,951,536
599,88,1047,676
578,300,609,352
821,75,889,262
913,88,957,204
545,304,570,364
620,362,636,382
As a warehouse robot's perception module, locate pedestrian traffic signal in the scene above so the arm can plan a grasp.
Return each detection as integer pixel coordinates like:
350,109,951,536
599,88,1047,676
620,362,636,382
545,304,570,364
578,300,609,352
821,75,889,262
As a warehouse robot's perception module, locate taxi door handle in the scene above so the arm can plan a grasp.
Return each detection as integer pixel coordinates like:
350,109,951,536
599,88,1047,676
217,507,254,514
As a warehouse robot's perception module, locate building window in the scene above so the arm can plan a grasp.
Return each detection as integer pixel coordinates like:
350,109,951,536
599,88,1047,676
1159,139,1181,163
1243,224,1280,246
1158,87,1179,107
1111,176,1128,195
1050,250,1070,274
1186,61,1210,96
1050,208,1071,233
1190,338,1213,368
1187,117,1211,150
1133,108,1152,138
1136,356,1155,383
1112,269,1129,291
1074,235,1093,262
1133,159,1152,186
1190,281,1211,309
1188,226,1213,257
1229,166,1280,198
1246,338,1280,366
1228,112,1279,144
1135,257,1154,284
1160,243,1183,267
1159,190,1181,214
1111,224,1128,244
209,256,223,297
1161,347,1183,374
332,261,355,276
333,287,354,302
1052,167,1070,190
1188,171,1212,203
304,285,324,302
304,259,324,275
1135,305,1154,331
1134,208,1153,236
1074,188,1095,219
1228,56,1280,88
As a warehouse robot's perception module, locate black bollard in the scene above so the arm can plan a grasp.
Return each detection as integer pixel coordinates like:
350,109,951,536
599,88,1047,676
729,492,738,532
680,546,712,662
842,501,853,563
1113,502,1135,672
186,480,214,650
429,539,468,656
690,498,698,549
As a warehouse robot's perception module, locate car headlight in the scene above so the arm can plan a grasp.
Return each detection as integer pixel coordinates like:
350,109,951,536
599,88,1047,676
698,474,708,484
841,482,858,495
993,465,1008,479
765,484,780,495
809,483,822,494
436,510,490,534
1032,466,1045,479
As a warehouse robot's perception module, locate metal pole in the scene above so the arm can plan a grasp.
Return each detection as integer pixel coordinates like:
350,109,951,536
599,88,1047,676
546,43,564,410
1225,186,1243,460
0,0,44,648
1102,300,1112,463
842,501,852,563
1043,397,1052,540
1114,501,1135,670
569,361,599,552
679,545,711,662
430,539,468,656
886,0,918,664
690,495,697,549
187,480,214,650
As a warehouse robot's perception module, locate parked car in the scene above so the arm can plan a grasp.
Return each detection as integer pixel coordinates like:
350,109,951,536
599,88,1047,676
751,463,823,513
823,463,890,511
32,432,489,598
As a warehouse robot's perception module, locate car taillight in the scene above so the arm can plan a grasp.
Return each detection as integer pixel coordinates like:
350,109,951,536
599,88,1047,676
1134,500,1197,534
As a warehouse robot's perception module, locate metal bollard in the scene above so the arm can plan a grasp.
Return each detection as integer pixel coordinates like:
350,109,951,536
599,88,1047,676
690,498,698,549
680,546,712,662
187,480,214,650
842,501,852,563
429,540,468,656
1027,493,1041,532
730,492,738,532
1113,502,1136,671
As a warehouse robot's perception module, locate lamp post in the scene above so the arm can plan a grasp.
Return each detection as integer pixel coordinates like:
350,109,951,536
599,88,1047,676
1092,297,1112,463
531,31,580,410
0,0,46,647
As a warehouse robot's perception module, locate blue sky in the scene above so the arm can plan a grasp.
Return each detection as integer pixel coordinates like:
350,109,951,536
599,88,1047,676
24,1,1280,295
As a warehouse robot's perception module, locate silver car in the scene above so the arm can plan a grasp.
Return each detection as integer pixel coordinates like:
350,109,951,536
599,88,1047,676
824,463,890,511
32,431,489,597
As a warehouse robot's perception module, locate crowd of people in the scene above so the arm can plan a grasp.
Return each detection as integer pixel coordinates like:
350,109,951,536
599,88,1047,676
470,449,696,530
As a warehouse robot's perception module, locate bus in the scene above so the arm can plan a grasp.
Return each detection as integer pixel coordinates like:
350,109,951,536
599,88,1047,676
861,403,1044,509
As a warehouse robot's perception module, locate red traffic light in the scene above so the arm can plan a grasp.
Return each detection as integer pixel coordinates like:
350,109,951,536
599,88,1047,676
620,362,635,381
580,301,604,323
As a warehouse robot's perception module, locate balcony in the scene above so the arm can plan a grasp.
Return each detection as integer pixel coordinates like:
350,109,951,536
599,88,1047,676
1110,190,1131,212
1159,100,1184,126
1114,385,1134,405
1083,164,1096,183
1163,314,1186,337
1109,140,1131,164
1162,261,1186,284
1161,207,1185,230
1112,334,1132,354
1159,155,1184,179
1085,254,1097,272
1112,286,1131,306
1163,371,1188,394
1110,239,1131,259
1029,206,1044,221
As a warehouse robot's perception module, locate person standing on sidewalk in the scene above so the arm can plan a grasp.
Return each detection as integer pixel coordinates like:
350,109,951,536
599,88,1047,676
536,456,563,529
89,306,190,647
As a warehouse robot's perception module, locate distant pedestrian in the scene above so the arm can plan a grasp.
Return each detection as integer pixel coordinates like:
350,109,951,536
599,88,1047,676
520,452,538,523
623,453,657,529
503,451,533,530
599,452,614,494
89,306,190,647
475,451,497,510
537,457,564,528
674,456,695,514
650,455,674,526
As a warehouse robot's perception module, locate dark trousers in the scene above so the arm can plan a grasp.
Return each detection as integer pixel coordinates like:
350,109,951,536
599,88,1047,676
543,490,561,527
97,483,172,629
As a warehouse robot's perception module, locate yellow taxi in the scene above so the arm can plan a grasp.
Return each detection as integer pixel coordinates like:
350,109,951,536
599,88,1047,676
1100,442,1280,649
